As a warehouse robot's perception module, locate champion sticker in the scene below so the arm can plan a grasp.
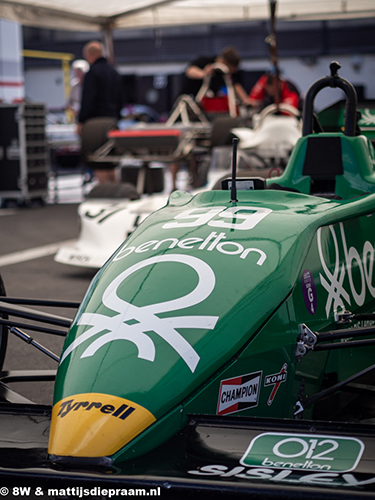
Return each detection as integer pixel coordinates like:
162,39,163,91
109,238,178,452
217,371,262,416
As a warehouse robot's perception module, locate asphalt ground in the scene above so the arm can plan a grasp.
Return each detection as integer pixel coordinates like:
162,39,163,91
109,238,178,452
0,202,97,405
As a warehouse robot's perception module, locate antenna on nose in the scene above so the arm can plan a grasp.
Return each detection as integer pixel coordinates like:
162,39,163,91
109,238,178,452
231,138,238,203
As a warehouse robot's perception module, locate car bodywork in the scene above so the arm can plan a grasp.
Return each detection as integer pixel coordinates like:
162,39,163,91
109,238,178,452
1,63,375,498
232,103,302,167
55,195,170,268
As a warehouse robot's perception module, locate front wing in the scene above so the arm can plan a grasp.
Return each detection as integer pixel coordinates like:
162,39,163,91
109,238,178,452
0,403,374,499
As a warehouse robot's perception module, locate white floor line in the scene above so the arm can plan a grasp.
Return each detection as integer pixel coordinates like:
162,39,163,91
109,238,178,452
0,239,77,267
0,210,18,217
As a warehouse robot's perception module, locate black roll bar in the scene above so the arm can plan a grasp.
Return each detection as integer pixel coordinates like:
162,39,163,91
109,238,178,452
302,61,358,137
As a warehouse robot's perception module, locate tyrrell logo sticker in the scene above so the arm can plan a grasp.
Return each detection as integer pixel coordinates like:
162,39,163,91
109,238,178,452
49,393,156,457
57,398,135,420
264,363,287,406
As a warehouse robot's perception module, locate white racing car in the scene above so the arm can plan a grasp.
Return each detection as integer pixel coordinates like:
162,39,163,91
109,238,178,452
55,190,170,268
232,103,302,168
54,167,233,269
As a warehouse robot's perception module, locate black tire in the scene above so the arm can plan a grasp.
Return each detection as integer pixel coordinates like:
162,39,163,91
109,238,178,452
86,182,141,200
0,275,8,371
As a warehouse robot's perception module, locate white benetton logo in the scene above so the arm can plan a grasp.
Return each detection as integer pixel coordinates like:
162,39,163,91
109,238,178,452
318,222,375,317
60,255,219,372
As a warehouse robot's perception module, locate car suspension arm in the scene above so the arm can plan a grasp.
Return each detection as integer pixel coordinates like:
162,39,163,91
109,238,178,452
0,317,67,336
0,297,80,309
295,362,375,417
296,323,375,359
9,326,60,362
0,299,72,328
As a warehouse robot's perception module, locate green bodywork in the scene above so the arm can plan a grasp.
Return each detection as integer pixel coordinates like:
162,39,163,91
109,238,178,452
53,132,375,463
268,133,375,197
318,99,375,144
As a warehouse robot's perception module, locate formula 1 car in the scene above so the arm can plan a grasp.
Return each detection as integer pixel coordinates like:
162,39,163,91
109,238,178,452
1,62,375,498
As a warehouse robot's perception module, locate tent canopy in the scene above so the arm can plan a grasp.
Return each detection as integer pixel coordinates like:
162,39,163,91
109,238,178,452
0,0,374,32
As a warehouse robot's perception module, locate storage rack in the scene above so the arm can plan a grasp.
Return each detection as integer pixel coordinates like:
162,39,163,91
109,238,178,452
0,103,49,206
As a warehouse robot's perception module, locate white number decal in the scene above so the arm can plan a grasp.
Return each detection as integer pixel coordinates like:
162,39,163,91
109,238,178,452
309,439,338,460
273,437,338,460
209,206,272,230
163,206,272,230
163,207,226,228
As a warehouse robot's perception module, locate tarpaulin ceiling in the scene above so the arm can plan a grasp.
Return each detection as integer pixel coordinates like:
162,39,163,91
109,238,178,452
0,0,374,32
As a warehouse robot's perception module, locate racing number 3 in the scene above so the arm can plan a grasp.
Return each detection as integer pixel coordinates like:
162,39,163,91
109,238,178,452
163,207,272,231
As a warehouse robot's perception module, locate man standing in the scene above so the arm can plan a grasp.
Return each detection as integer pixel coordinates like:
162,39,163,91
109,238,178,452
78,41,124,184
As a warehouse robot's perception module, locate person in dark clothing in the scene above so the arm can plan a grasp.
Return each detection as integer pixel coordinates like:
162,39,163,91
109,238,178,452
180,47,249,113
78,40,124,184
169,47,249,191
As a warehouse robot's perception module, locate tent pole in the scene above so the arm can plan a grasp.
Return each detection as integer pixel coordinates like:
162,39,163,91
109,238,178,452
103,23,115,65
266,0,280,108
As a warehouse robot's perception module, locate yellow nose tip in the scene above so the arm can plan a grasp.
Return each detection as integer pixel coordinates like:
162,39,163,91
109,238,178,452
48,393,156,457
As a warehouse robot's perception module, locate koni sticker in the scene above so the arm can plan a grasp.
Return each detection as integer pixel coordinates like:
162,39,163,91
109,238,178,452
217,371,262,416
264,363,287,406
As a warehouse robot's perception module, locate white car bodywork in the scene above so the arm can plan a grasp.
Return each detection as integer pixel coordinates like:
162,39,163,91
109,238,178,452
233,104,302,166
55,195,169,268
55,170,231,269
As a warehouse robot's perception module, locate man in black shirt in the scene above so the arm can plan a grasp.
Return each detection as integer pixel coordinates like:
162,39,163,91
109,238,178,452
78,41,124,184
